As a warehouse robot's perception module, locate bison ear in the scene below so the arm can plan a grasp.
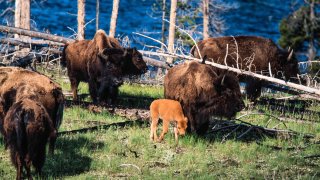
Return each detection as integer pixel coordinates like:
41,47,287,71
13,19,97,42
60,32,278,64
201,55,207,64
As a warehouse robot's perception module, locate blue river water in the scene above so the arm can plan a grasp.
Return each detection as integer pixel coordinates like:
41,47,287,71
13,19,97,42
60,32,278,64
0,0,303,50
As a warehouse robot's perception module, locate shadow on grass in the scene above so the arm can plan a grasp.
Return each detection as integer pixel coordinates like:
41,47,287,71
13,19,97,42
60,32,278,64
64,93,155,110
43,136,104,178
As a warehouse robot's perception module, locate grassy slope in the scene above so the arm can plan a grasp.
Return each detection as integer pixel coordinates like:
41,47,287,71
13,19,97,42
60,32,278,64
0,73,319,179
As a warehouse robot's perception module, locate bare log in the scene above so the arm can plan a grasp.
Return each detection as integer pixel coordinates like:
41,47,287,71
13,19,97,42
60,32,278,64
0,25,74,44
143,56,170,69
141,50,320,98
0,38,65,47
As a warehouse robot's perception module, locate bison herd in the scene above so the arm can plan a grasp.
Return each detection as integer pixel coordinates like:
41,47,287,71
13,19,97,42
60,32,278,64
0,30,300,179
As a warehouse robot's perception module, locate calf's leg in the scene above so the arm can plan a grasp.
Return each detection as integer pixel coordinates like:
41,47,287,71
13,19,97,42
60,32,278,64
150,116,159,142
158,119,170,142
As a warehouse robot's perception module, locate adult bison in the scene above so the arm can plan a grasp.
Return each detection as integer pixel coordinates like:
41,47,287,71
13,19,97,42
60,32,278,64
0,67,64,153
164,61,245,134
3,98,56,180
62,29,147,104
191,36,300,100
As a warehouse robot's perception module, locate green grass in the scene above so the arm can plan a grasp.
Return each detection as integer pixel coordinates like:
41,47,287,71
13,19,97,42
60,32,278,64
0,72,319,179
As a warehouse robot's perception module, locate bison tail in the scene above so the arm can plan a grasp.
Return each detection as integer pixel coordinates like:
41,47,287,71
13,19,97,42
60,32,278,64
60,44,68,67
13,104,28,158
55,101,64,130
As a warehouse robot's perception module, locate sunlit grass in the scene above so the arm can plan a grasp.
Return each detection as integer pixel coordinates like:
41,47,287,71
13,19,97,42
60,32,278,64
0,69,319,179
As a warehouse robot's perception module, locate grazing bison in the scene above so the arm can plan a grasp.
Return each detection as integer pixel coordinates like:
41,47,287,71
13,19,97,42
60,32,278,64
3,98,56,180
164,61,245,134
191,36,300,100
0,67,64,153
62,29,147,104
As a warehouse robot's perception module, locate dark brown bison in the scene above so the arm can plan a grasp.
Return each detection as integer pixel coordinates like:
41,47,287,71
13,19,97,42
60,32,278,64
191,36,300,100
62,29,147,104
3,98,56,180
0,67,64,153
164,61,245,134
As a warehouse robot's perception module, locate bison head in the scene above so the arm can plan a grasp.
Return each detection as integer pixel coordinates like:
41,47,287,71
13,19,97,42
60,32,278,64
164,62,244,134
211,73,245,118
280,49,300,83
122,48,148,75
99,47,148,76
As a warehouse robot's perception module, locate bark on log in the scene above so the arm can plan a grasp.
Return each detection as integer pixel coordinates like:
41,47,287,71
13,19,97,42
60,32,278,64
0,25,74,44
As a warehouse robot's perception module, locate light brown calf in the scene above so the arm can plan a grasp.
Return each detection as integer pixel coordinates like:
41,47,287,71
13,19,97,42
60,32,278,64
149,99,188,143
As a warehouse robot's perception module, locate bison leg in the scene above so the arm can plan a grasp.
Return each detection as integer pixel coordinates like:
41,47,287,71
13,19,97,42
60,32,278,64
70,78,80,101
108,86,119,105
25,155,32,180
185,109,196,133
48,132,57,155
150,116,159,142
196,120,209,135
88,80,99,104
158,119,170,142
245,78,262,101
33,145,46,177
15,153,23,180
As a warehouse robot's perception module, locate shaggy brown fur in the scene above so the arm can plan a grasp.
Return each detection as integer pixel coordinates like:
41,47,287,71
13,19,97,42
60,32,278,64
191,36,300,100
4,98,56,180
62,29,147,104
0,67,64,153
149,99,188,143
164,61,244,134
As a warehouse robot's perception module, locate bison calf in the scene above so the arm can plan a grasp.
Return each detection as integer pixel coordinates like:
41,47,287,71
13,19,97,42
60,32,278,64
3,98,56,180
149,99,188,143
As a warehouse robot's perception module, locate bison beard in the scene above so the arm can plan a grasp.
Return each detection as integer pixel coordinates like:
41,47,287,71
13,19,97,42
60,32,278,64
164,61,244,135
62,30,147,105
191,36,300,101
3,99,56,180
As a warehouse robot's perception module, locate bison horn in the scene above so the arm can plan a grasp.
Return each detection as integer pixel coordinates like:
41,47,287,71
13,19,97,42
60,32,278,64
201,55,207,64
287,49,293,61
221,74,226,86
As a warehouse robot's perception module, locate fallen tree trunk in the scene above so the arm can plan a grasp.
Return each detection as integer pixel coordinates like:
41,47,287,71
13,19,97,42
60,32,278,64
140,50,320,99
0,25,74,44
143,56,170,69
0,38,65,47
